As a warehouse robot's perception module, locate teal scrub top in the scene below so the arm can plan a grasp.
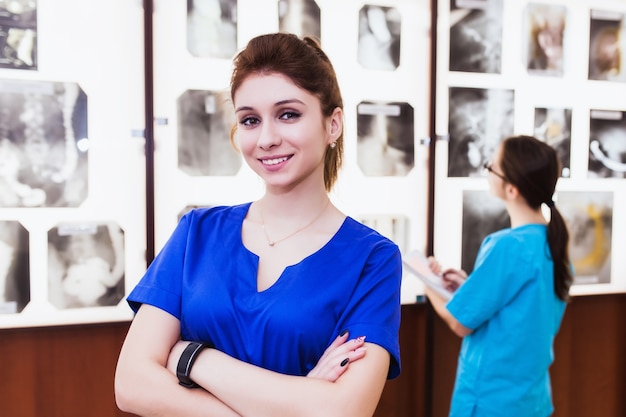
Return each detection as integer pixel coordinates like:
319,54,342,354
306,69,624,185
446,224,566,417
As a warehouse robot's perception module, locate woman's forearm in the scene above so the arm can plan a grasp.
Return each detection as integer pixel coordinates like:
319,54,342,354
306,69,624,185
188,343,390,417
115,362,240,417
425,287,472,338
114,305,241,417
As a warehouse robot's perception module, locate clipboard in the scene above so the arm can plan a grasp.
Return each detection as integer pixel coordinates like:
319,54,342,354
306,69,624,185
402,250,453,301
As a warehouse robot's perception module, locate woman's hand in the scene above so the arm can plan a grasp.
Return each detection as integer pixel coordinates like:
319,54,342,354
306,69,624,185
427,256,467,293
441,268,467,292
427,256,442,275
307,331,367,382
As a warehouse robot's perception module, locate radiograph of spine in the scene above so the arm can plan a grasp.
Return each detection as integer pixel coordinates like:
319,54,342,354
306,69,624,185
588,10,625,82
447,87,514,177
534,107,571,177
177,90,241,176
278,0,320,40
449,0,503,74
558,192,612,285
357,5,401,71
0,0,37,70
588,110,626,179
525,3,566,76
0,80,88,207
356,101,414,176
48,223,125,309
0,136,41,206
187,0,237,59
0,220,29,314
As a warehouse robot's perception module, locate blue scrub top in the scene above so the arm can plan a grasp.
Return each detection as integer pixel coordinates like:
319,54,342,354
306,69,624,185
128,203,402,379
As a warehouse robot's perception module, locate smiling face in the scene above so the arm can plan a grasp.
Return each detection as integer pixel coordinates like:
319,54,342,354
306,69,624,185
233,72,342,192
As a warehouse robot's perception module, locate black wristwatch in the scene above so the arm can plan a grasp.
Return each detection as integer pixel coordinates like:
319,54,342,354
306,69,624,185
176,342,210,388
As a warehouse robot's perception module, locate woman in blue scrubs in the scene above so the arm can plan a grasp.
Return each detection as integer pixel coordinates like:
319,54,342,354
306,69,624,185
115,33,402,417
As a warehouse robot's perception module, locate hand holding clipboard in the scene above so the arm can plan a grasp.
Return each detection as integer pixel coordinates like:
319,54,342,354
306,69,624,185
402,251,467,301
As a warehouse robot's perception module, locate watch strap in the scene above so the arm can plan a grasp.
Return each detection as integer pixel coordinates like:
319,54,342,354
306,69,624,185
176,342,209,388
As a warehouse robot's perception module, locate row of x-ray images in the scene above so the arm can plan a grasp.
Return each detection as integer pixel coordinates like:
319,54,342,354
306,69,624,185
460,191,613,287
1,1,401,71
447,88,626,179
190,0,626,80
0,185,613,314
0,184,613,314
3,0,623,81
451,1,625,81
1,77,621,210
180,86,626,180
0,77,415,209
0,221,126,314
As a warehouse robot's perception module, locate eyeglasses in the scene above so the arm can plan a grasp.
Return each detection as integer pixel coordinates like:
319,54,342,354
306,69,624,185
483,162,507,181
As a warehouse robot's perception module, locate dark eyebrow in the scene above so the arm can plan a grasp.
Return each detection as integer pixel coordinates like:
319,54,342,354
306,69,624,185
275,98,305,106
235,98,305,114
234,105,253,113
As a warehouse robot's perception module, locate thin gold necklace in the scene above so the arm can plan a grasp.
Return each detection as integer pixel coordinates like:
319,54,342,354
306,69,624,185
260,199,330,247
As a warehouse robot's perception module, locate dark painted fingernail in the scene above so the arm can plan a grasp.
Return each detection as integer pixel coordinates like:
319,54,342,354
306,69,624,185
340,329,348,337
340,358,349,367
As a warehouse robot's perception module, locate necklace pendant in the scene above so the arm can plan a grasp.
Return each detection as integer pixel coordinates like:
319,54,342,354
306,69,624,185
268,241,275,247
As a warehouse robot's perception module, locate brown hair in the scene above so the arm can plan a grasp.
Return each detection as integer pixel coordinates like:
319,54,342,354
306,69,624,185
229,33,344,192
500,135,572,301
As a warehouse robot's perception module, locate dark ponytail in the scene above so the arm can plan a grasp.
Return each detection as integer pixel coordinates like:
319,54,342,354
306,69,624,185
500,135,572,301
546,205,572,301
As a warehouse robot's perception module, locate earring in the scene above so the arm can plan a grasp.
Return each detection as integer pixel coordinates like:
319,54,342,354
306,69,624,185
330,142,337,149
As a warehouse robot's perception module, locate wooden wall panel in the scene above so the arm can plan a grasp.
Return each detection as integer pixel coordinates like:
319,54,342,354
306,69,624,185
0,295,624,417
430,307,461,417
374,303,428,417
551,293,626,417
0,322,134,417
